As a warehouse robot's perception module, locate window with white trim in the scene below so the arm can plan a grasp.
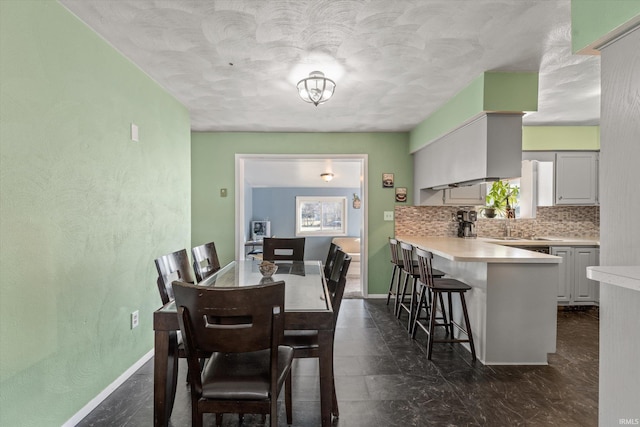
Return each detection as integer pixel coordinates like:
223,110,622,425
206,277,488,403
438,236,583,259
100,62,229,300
295,196,347,236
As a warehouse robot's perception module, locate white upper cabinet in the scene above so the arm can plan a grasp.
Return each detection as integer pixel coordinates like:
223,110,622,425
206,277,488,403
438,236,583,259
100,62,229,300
443,185,486,205
555,152,599,205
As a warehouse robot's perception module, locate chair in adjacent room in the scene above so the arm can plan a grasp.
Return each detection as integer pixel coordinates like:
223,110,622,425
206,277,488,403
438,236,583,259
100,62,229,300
283,250,351,424
191,241,221,282
262,237,305,261
396,242,443,331
173,280,294,427
413,247,476,362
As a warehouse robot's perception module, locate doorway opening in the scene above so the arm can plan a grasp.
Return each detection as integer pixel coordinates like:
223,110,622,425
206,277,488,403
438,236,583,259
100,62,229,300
235,154,368,297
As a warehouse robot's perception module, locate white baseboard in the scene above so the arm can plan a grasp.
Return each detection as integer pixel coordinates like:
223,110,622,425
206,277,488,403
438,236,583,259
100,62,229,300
366,294,388,299
62,349,154,427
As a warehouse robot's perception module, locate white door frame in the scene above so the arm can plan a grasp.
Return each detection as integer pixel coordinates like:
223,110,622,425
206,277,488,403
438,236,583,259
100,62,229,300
235,153,368,297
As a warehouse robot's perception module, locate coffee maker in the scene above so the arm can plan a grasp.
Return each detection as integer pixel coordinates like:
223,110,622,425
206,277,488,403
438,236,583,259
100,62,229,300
457,210,477,238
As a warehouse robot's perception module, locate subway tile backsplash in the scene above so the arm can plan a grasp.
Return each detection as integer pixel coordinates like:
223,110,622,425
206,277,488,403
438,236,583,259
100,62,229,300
394,205,599,238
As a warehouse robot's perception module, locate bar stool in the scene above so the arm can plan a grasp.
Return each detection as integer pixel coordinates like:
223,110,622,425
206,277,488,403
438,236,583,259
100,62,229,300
386,238,411,312
397,242,445,332
413,247,476,361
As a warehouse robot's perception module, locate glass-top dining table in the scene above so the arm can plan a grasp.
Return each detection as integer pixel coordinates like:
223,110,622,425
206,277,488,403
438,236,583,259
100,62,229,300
153,260,336,426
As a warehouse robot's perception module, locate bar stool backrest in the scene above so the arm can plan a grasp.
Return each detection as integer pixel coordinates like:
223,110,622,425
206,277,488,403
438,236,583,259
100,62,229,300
389,238,401,266
415,247,436,289
399,241,414,275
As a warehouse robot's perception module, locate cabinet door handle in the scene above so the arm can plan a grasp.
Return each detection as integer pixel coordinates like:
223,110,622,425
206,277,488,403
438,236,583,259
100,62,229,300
559,196,563,200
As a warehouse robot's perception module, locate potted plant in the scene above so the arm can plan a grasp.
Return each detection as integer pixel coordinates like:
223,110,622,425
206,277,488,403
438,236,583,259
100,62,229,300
483,180,519,218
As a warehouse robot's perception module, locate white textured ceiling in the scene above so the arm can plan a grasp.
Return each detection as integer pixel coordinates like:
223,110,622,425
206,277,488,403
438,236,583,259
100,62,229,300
60,0,601,133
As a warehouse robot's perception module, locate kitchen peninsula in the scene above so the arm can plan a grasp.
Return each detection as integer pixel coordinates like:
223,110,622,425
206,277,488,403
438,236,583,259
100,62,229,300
396,236,562,365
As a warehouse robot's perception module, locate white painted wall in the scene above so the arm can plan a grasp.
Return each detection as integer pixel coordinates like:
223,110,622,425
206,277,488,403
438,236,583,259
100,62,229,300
598,26,640,425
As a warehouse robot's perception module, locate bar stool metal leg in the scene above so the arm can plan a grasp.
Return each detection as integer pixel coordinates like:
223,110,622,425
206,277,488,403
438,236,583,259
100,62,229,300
386,264,399,306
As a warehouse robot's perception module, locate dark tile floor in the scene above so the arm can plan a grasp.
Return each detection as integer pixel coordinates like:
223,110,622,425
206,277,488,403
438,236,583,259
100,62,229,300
78,301,598,427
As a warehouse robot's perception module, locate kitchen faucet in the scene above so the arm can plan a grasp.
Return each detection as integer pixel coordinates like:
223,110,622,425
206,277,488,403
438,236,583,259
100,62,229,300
504,219,513,237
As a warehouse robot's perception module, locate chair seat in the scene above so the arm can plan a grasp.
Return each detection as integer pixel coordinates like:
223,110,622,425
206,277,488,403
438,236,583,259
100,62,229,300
282,330,319,349
432,278,472,292
201,347,294,400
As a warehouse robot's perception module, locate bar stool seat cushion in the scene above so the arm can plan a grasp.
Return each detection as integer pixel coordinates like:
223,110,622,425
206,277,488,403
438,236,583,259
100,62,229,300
433,278,472,291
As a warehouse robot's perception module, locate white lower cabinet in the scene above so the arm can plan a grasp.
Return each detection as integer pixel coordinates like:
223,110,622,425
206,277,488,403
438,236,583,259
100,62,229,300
551,246,600,305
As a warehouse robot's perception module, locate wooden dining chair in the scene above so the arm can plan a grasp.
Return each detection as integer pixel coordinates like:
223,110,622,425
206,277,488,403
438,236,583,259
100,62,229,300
173,280,294,427
191,241,221,282
283,250,351,423
262,237,305,261
153,248,199,404
154,249,196,305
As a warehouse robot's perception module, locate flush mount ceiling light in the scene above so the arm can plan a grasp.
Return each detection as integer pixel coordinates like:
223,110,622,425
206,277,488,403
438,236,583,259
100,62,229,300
297,71,336,106
320,173,334,182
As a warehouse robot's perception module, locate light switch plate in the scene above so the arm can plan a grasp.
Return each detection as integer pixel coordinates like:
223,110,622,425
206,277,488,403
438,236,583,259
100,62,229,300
384,211,394,221
131,123,139,142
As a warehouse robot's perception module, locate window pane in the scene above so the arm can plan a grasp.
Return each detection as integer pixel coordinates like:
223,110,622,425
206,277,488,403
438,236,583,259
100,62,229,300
299,202,321,232
296,196,347,236
322,202,342,230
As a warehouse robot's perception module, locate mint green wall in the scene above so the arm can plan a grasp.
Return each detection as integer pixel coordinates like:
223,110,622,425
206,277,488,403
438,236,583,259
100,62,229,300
571,0,640,53
191,132,411,295
409,72,538,153
0,2,191,426
523,126,600,150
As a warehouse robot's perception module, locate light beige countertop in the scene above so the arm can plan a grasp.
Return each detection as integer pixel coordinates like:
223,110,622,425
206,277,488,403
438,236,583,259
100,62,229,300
587,266,640,293
484,236,600,247
395,235,562,263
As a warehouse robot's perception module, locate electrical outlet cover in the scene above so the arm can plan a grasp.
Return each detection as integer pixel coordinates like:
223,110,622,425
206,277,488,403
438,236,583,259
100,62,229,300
131,310,139,329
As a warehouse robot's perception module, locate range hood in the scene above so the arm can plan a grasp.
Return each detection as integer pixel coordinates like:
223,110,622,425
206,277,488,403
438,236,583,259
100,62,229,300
430,178,500,191
414,113,523,191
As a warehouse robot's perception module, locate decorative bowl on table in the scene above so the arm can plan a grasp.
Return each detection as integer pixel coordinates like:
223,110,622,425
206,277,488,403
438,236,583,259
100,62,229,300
259,261,278,277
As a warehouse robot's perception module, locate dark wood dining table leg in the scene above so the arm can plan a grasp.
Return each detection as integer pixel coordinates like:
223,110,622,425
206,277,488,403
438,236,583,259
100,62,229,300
318,329,336,425
154,330,178,427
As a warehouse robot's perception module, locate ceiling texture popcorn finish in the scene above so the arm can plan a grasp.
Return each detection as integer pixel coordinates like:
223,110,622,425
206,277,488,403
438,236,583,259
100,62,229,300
60,0,601,132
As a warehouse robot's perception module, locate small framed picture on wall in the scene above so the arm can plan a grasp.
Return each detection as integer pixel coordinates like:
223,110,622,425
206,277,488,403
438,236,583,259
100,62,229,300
382,173,394,188
395,187,407,203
